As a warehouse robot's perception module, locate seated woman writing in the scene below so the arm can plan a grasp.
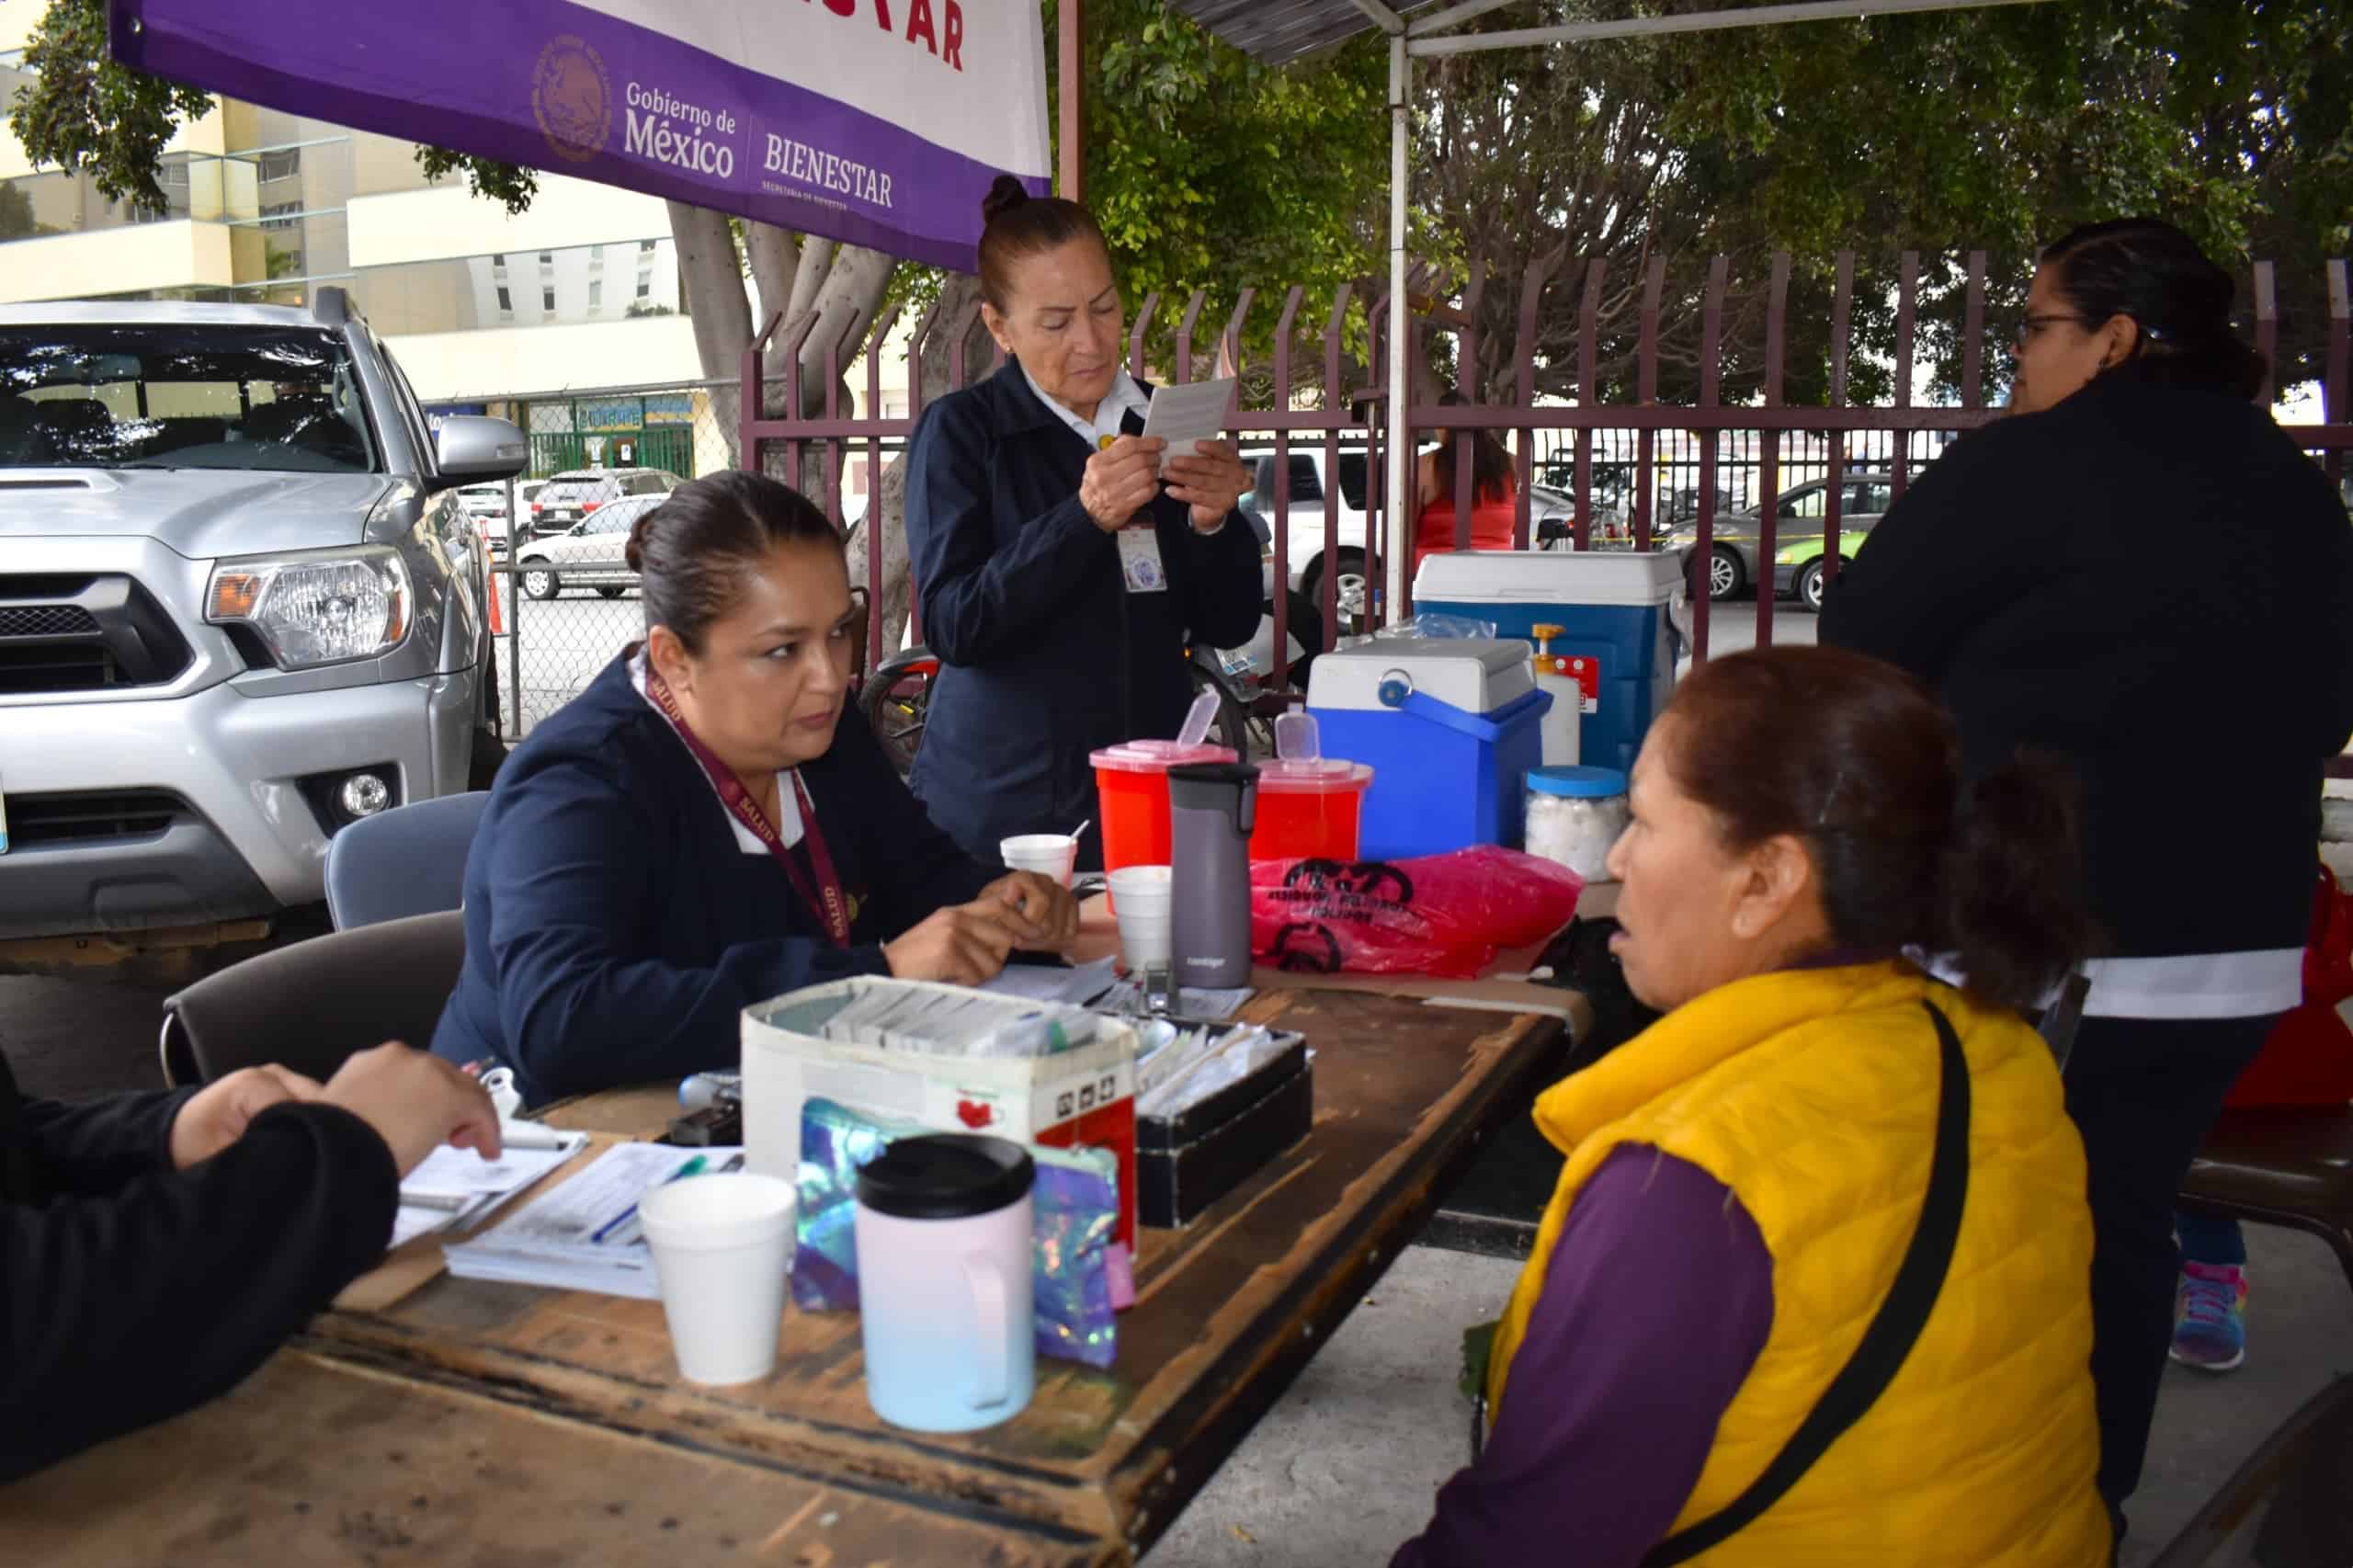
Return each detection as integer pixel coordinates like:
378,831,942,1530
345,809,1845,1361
1394,645,2111,1567
432,472,1077,1106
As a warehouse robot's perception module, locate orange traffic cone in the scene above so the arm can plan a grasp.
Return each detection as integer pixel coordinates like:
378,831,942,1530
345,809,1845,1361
488,569,506,635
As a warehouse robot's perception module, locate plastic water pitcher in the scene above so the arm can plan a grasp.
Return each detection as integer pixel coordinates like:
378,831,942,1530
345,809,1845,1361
1168,761,1260,988
853,1134,1035,1433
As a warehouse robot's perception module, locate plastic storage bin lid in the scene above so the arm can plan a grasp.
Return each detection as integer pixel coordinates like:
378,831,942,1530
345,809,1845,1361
1256,758,1374,793
1414,548,1687,608
1090,740,1239,773
1527,765,1628,799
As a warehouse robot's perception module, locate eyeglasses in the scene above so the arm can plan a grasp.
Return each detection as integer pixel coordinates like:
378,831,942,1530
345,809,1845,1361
2013,313,2086,349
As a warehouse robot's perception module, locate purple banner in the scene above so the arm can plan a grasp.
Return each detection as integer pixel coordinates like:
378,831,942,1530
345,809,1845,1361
111,0,1049,273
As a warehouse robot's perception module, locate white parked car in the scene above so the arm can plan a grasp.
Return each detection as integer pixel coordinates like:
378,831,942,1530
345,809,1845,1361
513,492,664,599
457,483,511,558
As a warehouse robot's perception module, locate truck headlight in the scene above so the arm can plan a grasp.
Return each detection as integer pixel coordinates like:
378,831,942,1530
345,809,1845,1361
206,548,412,669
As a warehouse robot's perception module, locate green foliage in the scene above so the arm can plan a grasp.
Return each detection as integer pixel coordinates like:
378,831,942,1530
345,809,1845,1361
1049,0,1392,392
7,0,211,214
412,145,539,216
0,178,55,241
1416,0,2351,404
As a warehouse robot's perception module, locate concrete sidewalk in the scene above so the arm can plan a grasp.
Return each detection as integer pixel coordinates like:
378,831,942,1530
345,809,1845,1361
1158,1233,2350,1567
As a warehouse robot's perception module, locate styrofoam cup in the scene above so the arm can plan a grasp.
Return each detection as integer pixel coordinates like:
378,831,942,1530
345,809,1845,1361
1107,865,1174,974
1000,834,1079,887
638,1172,797,1386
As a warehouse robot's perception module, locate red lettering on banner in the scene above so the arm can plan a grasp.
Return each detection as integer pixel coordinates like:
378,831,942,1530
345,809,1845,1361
873,0,893,28
821,0,854,17
905,0,937,54
943,0,964,70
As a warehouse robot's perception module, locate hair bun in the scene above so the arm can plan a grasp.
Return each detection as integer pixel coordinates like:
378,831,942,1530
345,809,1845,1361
624,503,661,573
981,174,1031,227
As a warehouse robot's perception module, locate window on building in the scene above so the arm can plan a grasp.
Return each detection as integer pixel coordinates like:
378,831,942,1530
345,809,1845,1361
539,250,552,266
588,280,602,309
635,278,652,300
256,150,301,181
259,201,301,231
640,239,657,253
495,285,512,312
542,288,555,312
493,253,506,271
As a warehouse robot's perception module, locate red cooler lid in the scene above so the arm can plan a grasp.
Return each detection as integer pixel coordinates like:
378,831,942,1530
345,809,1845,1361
1089,740,1239,774
1255,758,1374,793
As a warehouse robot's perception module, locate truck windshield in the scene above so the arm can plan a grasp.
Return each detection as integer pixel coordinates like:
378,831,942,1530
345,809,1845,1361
0,324,378,473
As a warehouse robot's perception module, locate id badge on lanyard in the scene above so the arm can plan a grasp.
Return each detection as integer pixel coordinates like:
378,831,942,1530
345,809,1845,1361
641,664,851,947
1117,525,1169,594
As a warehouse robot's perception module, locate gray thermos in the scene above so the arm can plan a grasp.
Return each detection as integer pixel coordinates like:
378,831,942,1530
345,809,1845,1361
1167,761,1260,989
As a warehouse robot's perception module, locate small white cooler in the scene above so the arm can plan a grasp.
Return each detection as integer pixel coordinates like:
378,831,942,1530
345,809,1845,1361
1411,551,1686,774
1304,638,1551,858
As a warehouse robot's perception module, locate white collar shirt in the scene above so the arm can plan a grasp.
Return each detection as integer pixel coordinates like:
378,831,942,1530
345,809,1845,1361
629,648,804,853
1022,363,1151,452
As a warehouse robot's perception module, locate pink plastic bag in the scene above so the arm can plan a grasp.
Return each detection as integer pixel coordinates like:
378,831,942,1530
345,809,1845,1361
1250,846,1585,978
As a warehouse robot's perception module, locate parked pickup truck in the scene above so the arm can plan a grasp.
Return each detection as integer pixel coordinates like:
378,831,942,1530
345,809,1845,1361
0,289,527,955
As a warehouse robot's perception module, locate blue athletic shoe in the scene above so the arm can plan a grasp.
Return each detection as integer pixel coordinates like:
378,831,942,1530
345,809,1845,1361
2170,1261,2247,1372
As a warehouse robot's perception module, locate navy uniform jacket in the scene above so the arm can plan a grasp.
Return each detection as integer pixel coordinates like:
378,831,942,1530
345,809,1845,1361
0,1050,397,1482
904,359,1264,867
431,653,997,1106
1821,375,2353,961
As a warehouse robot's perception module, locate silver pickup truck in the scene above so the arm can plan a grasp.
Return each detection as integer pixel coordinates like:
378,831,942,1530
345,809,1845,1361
0,290,526,959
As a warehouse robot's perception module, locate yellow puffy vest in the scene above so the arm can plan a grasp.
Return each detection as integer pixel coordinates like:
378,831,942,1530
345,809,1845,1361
1487,962,2109,1566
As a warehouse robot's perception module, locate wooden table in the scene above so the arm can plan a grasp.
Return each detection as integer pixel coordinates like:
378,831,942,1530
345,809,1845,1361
6,985,1578,1565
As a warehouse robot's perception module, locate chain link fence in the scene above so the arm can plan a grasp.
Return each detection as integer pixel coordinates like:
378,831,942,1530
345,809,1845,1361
477,377,906,740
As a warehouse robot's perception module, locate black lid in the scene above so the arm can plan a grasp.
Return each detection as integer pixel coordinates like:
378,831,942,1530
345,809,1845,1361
1168,761,1260,788
855,1133,1035,1220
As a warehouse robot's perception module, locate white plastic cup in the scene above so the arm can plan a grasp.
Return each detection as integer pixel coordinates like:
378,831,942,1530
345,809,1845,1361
637,1172,797,1386
1107,864,1175,975
999,834,1079,887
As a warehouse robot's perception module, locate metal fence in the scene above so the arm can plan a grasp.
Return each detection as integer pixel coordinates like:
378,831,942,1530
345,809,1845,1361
477,249,2352,738
740,249,2350,684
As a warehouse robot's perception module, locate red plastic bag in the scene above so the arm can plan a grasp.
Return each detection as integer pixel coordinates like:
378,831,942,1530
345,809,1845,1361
1250,846,1585,978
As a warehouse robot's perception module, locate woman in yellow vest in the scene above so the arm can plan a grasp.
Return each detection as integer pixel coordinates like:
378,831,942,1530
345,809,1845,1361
1394,645,2111,1567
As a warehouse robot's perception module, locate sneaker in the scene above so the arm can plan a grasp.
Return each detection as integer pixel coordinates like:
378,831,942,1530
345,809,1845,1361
2169,1261,2247,1372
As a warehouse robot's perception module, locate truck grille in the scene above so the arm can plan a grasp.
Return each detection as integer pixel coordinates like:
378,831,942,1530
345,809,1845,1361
4,790,187,846
0,574,191,695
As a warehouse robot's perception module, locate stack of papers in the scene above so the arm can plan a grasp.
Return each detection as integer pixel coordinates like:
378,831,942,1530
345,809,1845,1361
390,1126,592,1248
982,955,1253,1022
442,1142,744,1300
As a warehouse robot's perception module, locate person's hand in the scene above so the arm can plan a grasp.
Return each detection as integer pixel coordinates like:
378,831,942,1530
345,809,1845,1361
978,871,1081,950
1079,435,1168,533
320,1042,504,1177
1164,439,1250,532
169,1065,325,1169
882,900,1025,986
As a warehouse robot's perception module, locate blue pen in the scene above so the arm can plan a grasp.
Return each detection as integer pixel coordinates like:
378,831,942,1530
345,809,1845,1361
593,1153,709,1244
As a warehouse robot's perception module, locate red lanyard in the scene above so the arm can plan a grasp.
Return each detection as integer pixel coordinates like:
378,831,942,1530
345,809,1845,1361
641,662,851,948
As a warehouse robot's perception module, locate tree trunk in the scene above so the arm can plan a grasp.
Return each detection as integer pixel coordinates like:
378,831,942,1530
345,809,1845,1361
744,222,801,344
668,199,751,388
847,273,988,662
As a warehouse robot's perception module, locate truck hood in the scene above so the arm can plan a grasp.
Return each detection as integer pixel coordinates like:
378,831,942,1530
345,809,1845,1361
0,469,393,561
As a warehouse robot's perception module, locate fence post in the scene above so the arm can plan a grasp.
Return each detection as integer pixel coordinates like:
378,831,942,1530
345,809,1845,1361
1756,253,1790,648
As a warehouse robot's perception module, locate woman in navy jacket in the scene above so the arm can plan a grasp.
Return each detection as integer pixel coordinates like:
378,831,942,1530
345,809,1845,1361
432,472,1077,1106
904,178,1264,868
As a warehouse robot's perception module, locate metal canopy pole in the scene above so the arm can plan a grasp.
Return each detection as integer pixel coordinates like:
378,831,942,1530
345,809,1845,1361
1386,24,1411,627
1407,0,2050,58
1059,0,1085,199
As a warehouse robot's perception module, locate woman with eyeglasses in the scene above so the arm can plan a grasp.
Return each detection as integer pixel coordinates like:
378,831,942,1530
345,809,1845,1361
432,472,1079,1107
1821,217,2353,1540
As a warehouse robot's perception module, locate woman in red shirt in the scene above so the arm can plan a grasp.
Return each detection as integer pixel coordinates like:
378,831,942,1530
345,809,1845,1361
1411,392,1519,580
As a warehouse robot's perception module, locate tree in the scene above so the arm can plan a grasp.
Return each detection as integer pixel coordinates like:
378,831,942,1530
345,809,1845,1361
1413,0,2353,408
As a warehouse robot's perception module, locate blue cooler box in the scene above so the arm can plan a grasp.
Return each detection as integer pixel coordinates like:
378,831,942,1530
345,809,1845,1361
1304,639,1551,859
1412,551,1687,774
